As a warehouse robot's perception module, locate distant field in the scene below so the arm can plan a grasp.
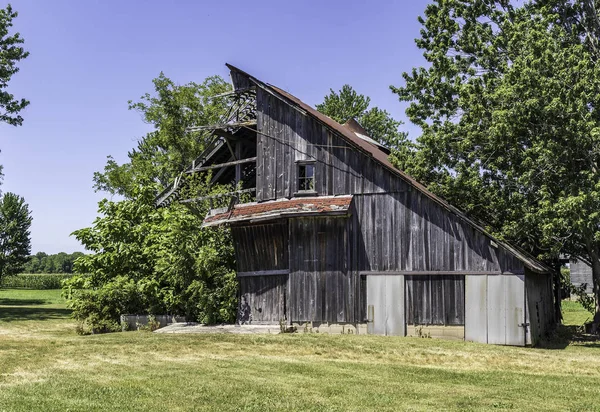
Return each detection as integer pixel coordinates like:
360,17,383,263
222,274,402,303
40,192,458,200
1,289,600,411
0,273,75,289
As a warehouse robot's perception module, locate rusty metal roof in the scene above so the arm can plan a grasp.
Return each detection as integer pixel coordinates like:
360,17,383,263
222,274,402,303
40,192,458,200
203,195,352,227
222,64,550,274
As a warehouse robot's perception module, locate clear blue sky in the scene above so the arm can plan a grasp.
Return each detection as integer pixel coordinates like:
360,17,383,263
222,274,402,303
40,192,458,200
1,0,428,254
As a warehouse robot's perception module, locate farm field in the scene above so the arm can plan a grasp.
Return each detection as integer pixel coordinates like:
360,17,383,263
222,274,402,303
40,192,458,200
1,288,599,412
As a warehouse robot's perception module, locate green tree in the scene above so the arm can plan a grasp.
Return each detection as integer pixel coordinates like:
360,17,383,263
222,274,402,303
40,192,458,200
93,74,231,198
70,73,238,332
316,84,410,152
0,192,32,282
68,185,237,332
393,0,600,325
0,4,29,127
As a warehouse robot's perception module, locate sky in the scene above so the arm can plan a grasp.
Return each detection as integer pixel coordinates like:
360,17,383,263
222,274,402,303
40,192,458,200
1,0,429,254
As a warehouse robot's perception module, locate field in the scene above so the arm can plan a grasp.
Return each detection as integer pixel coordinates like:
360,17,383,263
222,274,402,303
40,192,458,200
1,289,600,411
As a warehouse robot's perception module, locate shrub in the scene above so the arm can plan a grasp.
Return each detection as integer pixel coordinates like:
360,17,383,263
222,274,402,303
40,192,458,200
1,273,76,289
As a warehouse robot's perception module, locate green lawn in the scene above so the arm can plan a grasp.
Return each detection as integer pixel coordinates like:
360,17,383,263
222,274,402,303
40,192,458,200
1,289,600,411
562,299,595,326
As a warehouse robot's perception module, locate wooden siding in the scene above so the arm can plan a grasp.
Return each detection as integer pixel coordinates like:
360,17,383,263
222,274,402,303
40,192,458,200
351,192,525,274
256,89,408,202
288,217,354,323
405,275,465,326
525,270,555,345
238,275,287,324
570,259,593,294
231,222,288,272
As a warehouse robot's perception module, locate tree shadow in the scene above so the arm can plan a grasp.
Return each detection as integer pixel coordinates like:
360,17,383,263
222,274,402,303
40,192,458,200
0,306,71,322
0,298,47,306
538,324,600,350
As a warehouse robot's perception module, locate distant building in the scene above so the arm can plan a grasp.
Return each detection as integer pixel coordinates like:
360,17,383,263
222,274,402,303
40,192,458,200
157,64,555,346
570,259,594,294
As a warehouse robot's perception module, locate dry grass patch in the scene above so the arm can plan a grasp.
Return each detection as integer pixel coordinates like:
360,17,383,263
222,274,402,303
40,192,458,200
1,289,600,411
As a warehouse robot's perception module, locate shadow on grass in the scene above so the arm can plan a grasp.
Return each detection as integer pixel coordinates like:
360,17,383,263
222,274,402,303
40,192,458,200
0,298,47,306
0,306,71,322
539,324,600,349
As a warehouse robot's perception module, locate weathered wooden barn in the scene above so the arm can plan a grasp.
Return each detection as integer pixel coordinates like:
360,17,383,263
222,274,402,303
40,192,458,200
569,259,594,294
157,64,555,346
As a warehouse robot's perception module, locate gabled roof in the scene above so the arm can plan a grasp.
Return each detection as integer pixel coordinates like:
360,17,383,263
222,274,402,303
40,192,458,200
224,63,551,274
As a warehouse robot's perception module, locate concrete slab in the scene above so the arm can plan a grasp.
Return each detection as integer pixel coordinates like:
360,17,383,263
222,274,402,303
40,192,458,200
154,323,281,334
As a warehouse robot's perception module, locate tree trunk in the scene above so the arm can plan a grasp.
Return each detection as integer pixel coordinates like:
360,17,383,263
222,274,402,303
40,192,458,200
592,263,600,333
584,237,600,333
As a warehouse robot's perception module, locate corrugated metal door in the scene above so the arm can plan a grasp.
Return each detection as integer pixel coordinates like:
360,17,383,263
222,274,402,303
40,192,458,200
465,275,488,343
366,275,405,336
487,275,526,345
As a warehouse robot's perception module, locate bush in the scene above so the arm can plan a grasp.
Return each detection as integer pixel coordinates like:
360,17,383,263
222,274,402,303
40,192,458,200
65,189,239,334
1,273,76,289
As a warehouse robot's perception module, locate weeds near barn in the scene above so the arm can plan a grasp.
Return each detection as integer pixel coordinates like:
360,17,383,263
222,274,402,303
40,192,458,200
1,289,600,411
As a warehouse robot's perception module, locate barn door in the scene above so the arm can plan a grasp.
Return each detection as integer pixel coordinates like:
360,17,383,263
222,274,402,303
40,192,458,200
487,274,526,345
366,275,405,336
238,274,288,325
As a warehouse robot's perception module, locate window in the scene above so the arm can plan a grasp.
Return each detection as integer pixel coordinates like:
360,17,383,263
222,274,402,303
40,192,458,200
297,162,315,192
405,275,465,326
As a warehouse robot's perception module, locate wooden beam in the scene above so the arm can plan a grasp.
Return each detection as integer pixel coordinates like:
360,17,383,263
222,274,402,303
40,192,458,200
237,269,290,278
180,188,256,204
187,120,257,132
235,141,242,185
209,86,256,99
187,157,256,173
358,270,525,276
210,156,235,184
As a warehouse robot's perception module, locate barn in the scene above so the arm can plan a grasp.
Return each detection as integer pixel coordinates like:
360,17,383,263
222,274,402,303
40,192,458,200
569,259,594,294
157,64,555,346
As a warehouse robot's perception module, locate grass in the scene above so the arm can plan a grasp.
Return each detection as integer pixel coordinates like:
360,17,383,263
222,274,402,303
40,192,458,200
1,289,600,411
562,299,594,326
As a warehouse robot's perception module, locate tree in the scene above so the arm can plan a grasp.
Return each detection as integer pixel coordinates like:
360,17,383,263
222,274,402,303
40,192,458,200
70,73,238,332
0,192,32,282
393,0,600,326
316,85,410,152
68,185,237,333
1,4,29,127
93,74,231,198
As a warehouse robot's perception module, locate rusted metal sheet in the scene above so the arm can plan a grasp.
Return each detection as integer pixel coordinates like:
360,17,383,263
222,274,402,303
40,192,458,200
366,275,405,336
465,275,488,343
487,275,526,346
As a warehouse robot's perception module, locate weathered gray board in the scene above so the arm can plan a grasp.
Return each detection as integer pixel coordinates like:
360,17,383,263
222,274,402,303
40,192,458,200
238,275,287,324
288,217,351,323
465,275,488,343
487,274,525,346
525,272,554,345
570,259,593,294
366,275,405,336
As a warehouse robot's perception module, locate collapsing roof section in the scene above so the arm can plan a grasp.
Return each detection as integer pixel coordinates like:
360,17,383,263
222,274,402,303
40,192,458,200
158,63,551,274
203,195,353,227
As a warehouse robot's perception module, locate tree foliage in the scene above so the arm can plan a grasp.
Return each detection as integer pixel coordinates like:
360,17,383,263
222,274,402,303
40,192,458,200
67,186,237,333
22,251,85,274
71,73,238,333
0,4,29,126
0,192,31,282
316,84,410,152
93,74,231,198
394,0,600,322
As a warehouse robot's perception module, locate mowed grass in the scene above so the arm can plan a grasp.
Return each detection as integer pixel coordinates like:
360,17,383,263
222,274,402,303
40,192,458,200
1,289,600,411
562,299,595,326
